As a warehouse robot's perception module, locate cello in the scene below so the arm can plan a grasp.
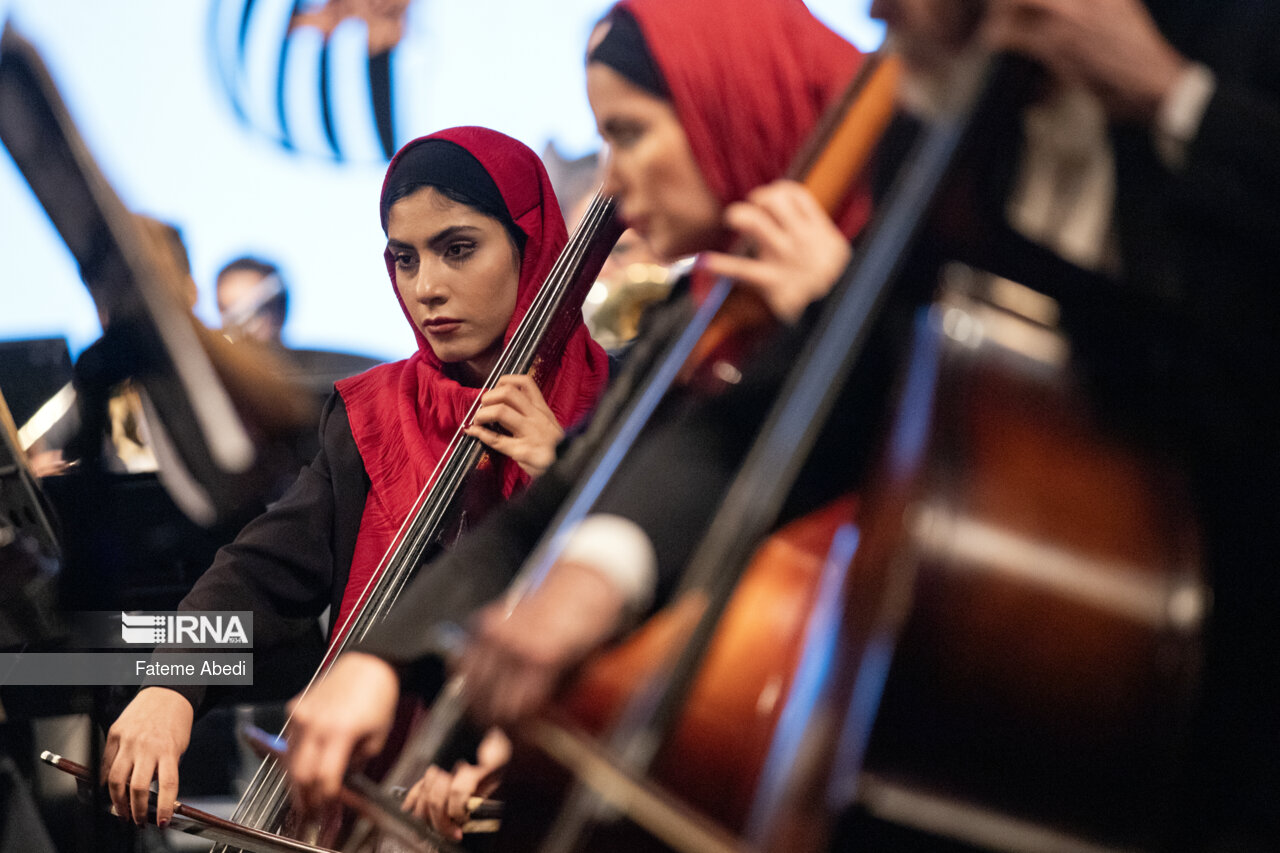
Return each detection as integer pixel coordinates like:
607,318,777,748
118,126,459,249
473,49,1203,853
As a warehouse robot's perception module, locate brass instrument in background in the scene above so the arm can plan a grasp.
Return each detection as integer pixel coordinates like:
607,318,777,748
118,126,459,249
585,260,677,351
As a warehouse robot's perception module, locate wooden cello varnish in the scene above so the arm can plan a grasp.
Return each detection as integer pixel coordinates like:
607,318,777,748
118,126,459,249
753,271,1205,853
556,493,859,833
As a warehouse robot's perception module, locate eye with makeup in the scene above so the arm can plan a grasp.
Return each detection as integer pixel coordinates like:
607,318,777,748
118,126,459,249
603,118,646,149
442,239,478,262
391,249,417,272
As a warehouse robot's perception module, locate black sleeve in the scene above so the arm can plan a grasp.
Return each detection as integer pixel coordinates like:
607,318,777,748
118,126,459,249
354,462,575,695
1179,85,1280,236
1172,9,1280,244
586,298,903,607
154,393,362,711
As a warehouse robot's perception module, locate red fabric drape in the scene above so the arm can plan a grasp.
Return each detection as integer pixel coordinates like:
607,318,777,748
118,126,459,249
617,0,873,295
331,127,609,643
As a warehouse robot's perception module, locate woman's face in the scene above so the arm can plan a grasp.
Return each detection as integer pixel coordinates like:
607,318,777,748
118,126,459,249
586,62,725,262
386,186,521,385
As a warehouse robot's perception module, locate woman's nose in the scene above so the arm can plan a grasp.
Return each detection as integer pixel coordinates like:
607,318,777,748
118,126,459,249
412,268,448,303
600,152,625,198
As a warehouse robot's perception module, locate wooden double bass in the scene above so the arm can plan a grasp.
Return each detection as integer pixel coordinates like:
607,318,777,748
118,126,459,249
479,50,1204,853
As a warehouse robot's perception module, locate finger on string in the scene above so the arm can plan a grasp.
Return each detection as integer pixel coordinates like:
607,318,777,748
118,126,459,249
156,754,179,827
286,731,325,815
503,379,553,427
723,201,793,255
465,424,512,455
313,736,356,807
472,402,524,430
402,777,426,817
106,754,132,821
425,766,459,837
748,180,815,227
495,374,538,400
782,181,838,228
480,384,529,411
446,765,478,825
128,757,156,825
502,375,558,424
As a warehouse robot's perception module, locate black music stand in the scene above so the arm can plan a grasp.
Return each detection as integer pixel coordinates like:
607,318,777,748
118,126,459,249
0,22,261,529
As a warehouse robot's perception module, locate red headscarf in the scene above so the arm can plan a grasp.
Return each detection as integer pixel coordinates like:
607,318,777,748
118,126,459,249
332,127,609,639
614,0,871,244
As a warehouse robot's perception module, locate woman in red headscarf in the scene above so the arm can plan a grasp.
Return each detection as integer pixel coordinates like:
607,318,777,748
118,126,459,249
283,0,877,833
584,0,869,315
443,0,875,719
100,126,609,830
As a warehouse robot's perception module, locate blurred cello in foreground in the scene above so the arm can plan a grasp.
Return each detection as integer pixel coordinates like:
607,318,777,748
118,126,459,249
481,51,1203,853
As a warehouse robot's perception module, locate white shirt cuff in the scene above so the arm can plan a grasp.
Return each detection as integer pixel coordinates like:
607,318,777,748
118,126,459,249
554,514,658,618
1154,62,1217,171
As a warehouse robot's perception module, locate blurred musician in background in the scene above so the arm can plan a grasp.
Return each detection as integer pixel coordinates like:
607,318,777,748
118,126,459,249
216,255,289,347
214,253,384,445
875,2,1280,845
17,215,200,478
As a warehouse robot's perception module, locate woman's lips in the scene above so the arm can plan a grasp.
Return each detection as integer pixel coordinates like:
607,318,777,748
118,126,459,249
425,318,462,334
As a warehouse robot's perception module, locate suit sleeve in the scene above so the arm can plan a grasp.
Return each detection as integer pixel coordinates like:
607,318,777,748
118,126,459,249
1166,4,1280,242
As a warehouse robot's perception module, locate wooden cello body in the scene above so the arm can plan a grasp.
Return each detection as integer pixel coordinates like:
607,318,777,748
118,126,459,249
842,274,1205,851
419,51,1201,853
754,272,1205,853
497,271,1204,853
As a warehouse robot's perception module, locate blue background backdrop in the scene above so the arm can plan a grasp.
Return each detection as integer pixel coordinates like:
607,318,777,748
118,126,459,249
0,0,882,362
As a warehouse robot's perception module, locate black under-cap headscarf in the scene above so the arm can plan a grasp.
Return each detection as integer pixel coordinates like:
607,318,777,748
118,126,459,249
379,138,526,253
588,7,669,99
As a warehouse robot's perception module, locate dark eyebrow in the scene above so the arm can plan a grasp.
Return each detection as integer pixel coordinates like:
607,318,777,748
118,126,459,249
601,116,641,137
426,225,483,252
